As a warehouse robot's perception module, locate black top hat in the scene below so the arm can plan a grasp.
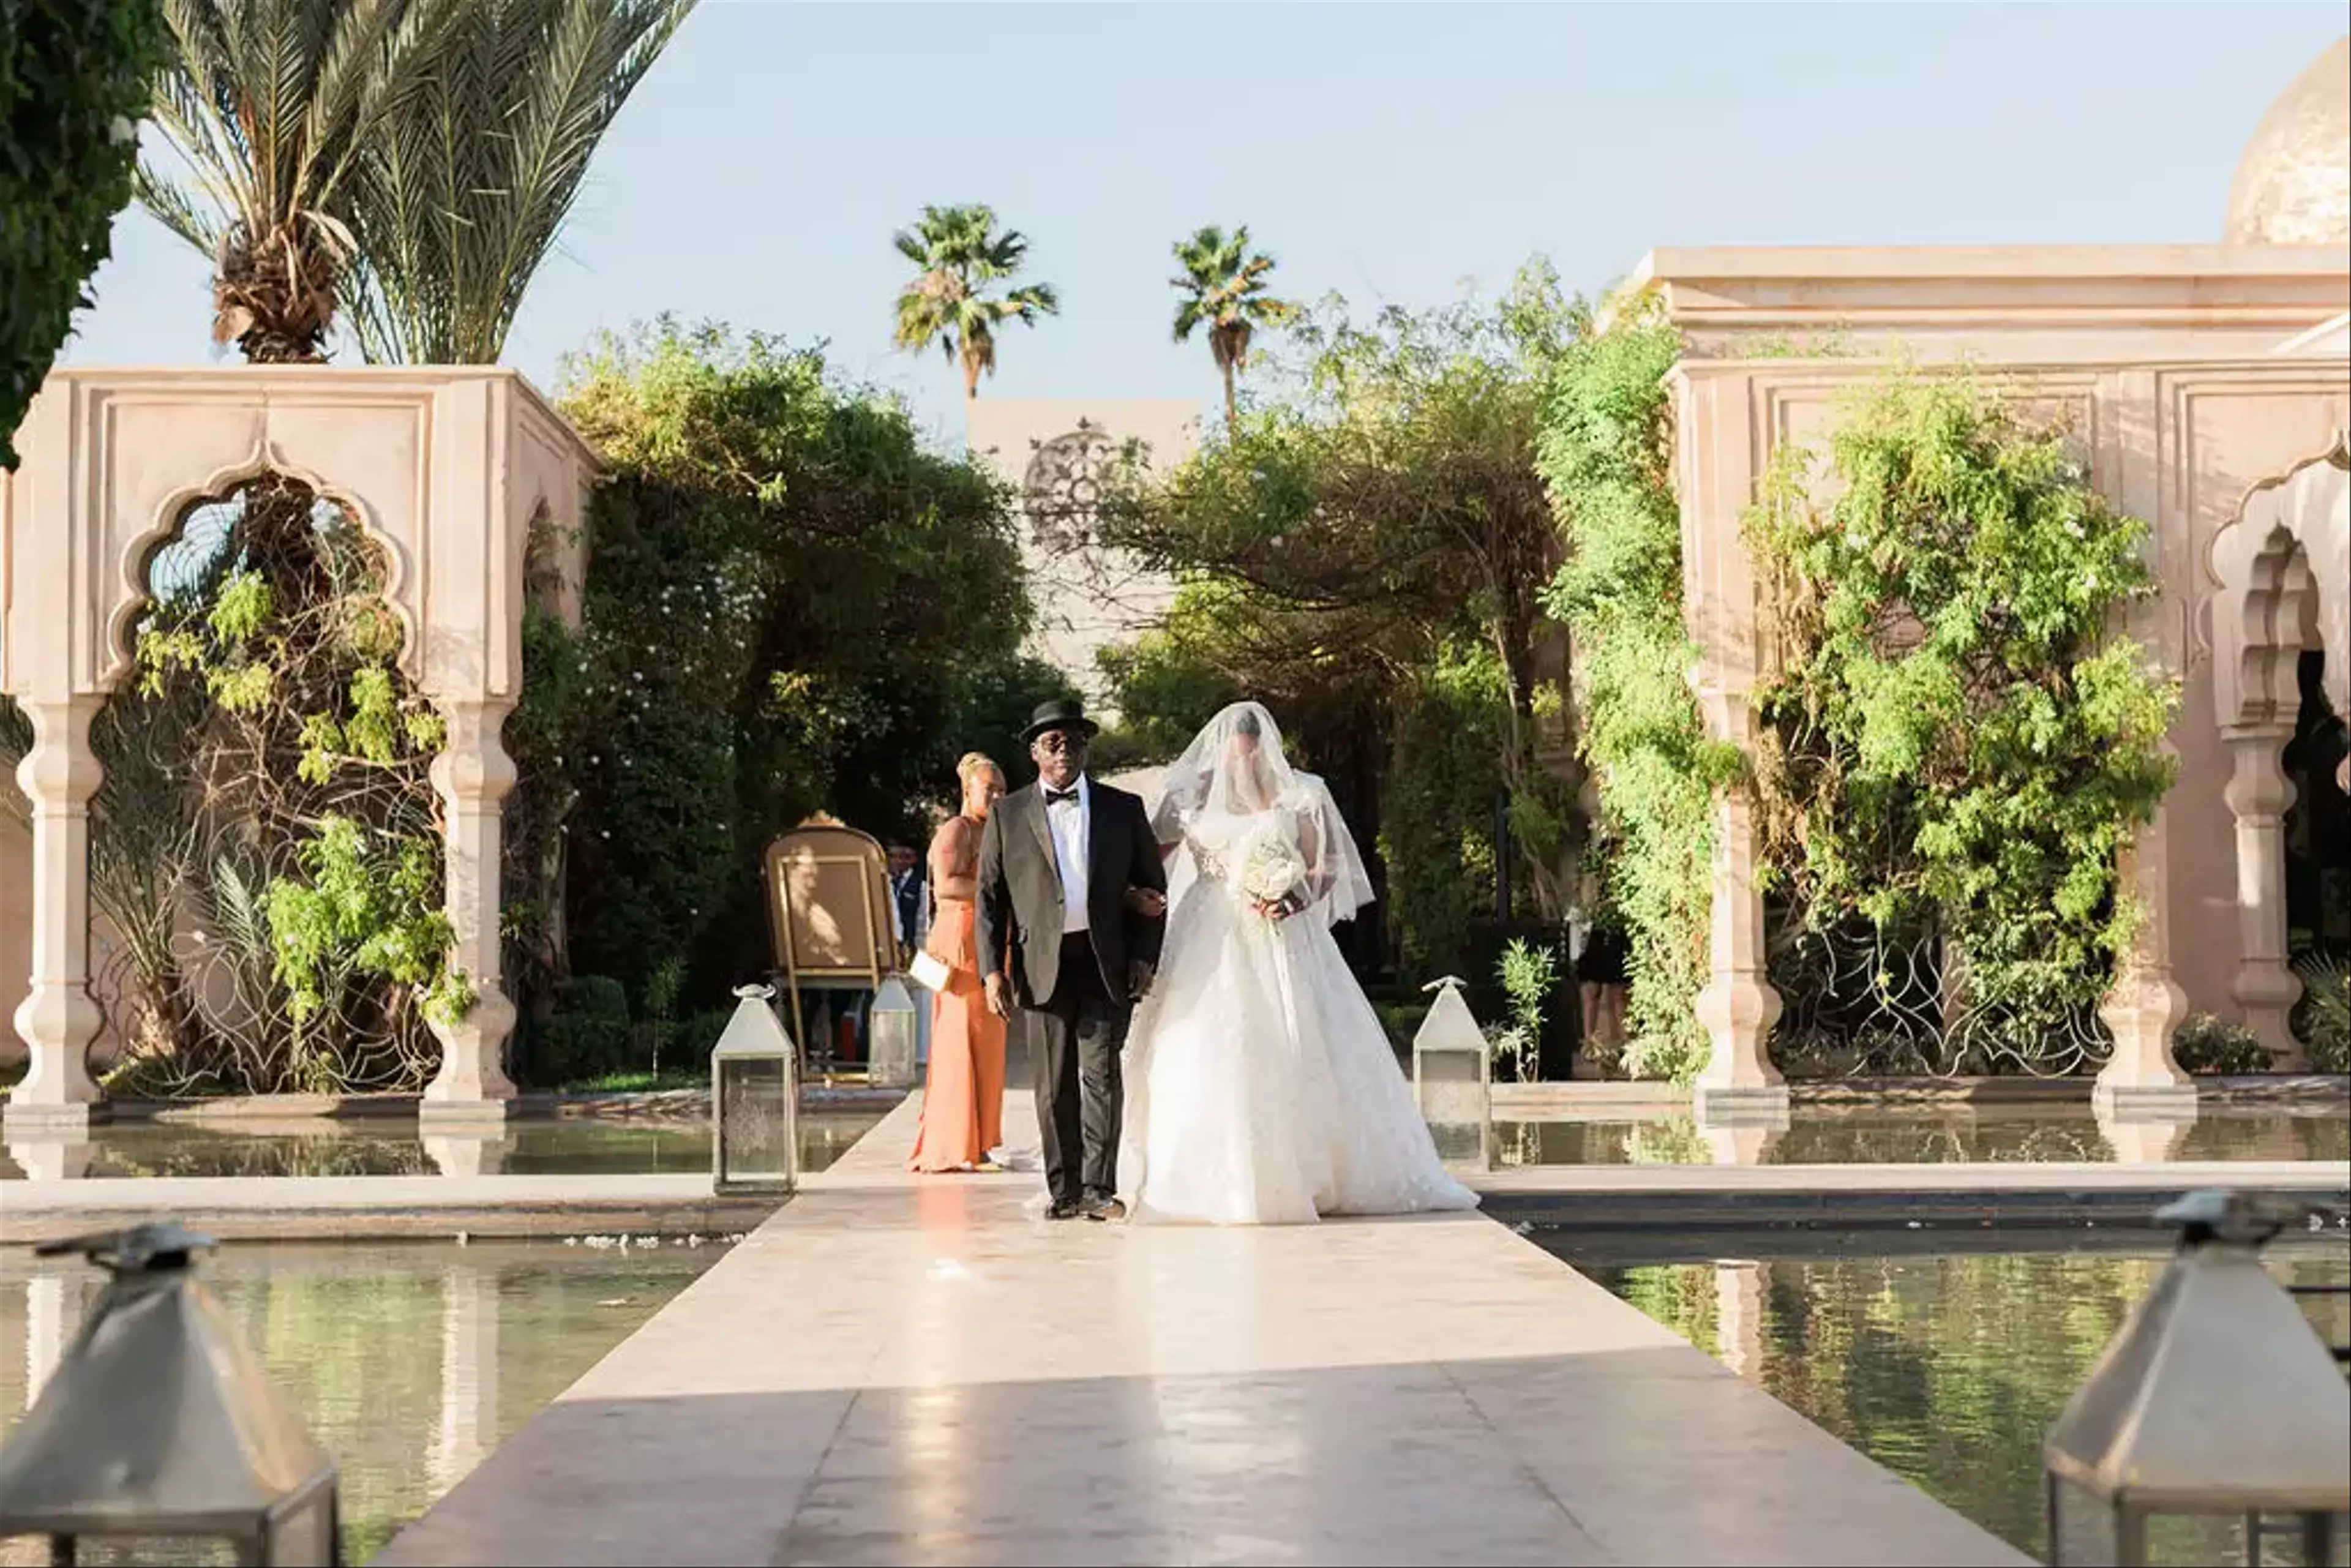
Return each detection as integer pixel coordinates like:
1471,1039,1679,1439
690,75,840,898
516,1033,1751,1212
1022,697,1101,745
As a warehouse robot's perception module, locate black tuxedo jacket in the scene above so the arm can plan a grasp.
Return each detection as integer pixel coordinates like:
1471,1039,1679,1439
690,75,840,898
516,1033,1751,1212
976,779,1167,1007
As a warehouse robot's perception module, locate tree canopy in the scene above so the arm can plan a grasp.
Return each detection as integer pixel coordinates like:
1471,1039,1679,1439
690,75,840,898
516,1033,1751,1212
1098,263,1583,973
1,0,165,466
547,321,1060,1004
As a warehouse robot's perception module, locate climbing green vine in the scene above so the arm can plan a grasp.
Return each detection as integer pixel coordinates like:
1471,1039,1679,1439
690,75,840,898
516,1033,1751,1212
262,815,470,1030
1536,298,1736,1082
1744,371,2177,1068
107,493,468,1095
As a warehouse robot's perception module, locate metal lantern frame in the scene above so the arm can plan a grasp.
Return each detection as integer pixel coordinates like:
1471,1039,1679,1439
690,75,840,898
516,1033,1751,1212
710,984,801,1197
866,976,921,1091
0,1224,342,1567
2044,1190,2351,1568
1412,976,1494,1168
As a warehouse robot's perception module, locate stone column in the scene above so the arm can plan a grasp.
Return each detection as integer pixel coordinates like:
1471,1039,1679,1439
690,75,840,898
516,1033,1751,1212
2221,723,2305,1070
427,1266,502,1496
1693,696,1787,1125
6,1136,95,1180
2094,786,2195,1118
424,1128,509,1178
1714,1261,1768,1380
2098,1111,2191,1163
1701,1122,1785,1166
4,697,108,1136
423,699,519,1120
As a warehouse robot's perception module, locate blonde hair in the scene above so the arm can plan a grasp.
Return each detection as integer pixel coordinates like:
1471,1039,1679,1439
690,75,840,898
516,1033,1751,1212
956,752,1002,787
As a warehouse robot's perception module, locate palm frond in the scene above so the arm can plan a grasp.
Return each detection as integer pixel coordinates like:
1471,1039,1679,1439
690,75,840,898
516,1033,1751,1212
350,0,697,363
141,0,477,361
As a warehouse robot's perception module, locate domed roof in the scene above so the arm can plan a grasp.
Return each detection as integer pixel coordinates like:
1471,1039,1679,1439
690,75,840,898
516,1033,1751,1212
2225,36,2350,246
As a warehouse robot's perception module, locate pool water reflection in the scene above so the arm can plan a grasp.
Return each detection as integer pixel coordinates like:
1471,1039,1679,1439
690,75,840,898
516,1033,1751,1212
1545,1228,2351,1564
1494,1105,2350,1166
0,1237,727,1564
0,1109,885,1181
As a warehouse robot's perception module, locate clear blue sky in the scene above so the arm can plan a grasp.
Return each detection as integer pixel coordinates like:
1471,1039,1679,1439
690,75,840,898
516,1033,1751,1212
61,1,2349,449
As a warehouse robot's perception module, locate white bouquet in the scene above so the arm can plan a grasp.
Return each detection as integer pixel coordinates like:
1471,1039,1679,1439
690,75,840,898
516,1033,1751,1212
1238,828,1308,920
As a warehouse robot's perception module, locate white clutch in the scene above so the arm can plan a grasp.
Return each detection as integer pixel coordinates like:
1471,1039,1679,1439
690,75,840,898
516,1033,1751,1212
909,951,953,993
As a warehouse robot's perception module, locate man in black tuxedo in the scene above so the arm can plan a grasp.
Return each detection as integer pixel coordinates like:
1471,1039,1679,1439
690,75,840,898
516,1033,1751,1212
977,697,1168,1221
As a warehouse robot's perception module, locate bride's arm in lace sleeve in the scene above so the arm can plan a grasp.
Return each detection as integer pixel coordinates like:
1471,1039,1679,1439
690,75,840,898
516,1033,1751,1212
1286,809,1327,916
1288,778,1373,925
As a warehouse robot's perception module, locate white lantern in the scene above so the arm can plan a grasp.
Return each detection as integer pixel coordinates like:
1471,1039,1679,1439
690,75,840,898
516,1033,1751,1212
2044,1189,2350,1566
711,985,800,1196
0,1224,340,1566
866,978,920,1090
1414,977,1493,1166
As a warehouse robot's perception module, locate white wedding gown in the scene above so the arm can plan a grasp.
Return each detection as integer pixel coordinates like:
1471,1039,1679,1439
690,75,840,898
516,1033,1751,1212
1119,802,1481,1226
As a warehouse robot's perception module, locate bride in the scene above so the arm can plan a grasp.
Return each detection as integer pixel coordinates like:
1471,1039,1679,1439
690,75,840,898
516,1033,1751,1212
1118,702,1480,1225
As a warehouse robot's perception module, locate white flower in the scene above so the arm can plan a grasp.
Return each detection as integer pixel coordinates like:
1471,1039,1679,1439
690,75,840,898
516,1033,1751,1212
1238,829,1306,917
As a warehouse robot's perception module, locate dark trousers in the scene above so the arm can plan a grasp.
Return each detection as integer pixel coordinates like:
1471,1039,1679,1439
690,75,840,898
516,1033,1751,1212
1030,932,1128,1208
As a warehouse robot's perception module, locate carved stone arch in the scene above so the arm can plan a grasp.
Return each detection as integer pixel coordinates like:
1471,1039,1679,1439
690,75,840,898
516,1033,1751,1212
100,449,424,694
2211,430,2350,729
2205,430,2350,1069
1,367,600,1132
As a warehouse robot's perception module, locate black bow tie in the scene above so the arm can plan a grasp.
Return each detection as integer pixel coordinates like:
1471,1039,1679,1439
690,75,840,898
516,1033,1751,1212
1045,787,1080,806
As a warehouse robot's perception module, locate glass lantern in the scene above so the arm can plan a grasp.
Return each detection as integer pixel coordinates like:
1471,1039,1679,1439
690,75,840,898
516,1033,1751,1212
866,977,920,1090
1412,977,1493,1166
2044,1189,2350,1567
711,983,800,1196
0,1223,340,1567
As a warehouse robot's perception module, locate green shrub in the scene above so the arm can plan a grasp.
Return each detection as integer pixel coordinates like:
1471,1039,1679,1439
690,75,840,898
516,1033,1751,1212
2292,953,2350,1076
536,974,634,1084
683,1007,737,1059
1491,936,1564,1083
2170,1014,2269,1076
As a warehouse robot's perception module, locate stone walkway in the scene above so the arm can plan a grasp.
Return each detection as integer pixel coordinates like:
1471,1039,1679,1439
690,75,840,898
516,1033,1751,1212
375,1092,2028,1567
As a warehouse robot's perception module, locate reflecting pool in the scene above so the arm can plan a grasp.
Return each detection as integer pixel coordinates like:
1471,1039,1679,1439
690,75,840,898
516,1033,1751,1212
1493,1105,2350,1166
0,1108,885,1181
1545,1227,2351,1564
0,1237,727,1564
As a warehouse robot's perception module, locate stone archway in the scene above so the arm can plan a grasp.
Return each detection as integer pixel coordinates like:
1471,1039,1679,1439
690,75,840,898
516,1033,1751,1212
1,369,597,1133
2208,432,2350,1068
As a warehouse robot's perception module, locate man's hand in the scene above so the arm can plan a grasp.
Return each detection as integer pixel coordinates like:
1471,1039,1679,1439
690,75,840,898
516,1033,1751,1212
983,973,1011,1019
1125,885,1168,920
1127,961,1157,1001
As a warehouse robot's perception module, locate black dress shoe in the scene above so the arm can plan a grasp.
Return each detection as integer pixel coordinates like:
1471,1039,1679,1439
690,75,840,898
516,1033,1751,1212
1082,1196,1127,1223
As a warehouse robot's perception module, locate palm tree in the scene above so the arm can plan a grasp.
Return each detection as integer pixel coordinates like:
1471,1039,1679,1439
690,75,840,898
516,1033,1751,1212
1171,224,1297,426
345,0,695,364
137,0,464,362
138,0,692,367
891,204,1059,407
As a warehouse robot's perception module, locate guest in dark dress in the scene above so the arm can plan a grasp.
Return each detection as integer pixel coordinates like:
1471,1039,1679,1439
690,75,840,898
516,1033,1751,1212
1572,877,1630,1056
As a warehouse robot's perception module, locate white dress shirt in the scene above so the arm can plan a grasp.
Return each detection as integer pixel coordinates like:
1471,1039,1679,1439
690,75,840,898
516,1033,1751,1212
1045,775,1092,934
